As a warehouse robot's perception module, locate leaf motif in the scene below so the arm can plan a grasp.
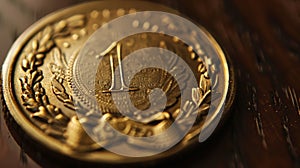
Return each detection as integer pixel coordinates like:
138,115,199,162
21,94,30,101
29,60,35,70
35,60,43,66
49,63,61,77
66,14,86,28
46,104,60,117
24,98,39,112
57,94,69,102
35,94,42,104
192,88,201,105
54,20,67,33
33,83,41,93
36,54,45,60
18,13,88,140
38,41,54,53
45,41,54,51
198,104,210,113
19,77,27,85
198,90,211,107
199,74,208,92
31,40,39,51
52,79,65,93
52,47,68,68
39,26,52,46
26,53,35,63
54,114,68,124
22,59,29,70
43,26,53,35
31,107,52,123
198,63,206,73
31,70,43,84
41,95,49,105
52,48,61,63
64,103,75,110
41,34,51,45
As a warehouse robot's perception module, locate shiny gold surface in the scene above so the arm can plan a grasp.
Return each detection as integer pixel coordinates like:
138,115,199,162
2,0,234,165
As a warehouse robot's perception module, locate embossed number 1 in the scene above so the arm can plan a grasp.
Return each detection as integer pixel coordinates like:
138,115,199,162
100,42,138,93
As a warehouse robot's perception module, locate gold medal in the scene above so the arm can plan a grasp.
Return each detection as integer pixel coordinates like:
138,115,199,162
2,1,235,166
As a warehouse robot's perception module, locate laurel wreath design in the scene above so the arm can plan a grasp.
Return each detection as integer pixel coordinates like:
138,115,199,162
49,47,75,110
18,12,214,148
176,61,211,124
19,14,86,139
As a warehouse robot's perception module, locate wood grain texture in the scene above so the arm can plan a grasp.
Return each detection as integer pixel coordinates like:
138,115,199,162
0,0,299,167
173,0,300,167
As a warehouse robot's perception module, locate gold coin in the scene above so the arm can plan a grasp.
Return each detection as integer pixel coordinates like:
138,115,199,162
2,1,235,166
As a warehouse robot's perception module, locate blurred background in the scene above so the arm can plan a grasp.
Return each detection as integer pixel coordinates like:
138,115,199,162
1,0,300,167
0,0,86,63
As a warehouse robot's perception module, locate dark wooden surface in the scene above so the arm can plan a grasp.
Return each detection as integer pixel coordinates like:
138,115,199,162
1,0,300,167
